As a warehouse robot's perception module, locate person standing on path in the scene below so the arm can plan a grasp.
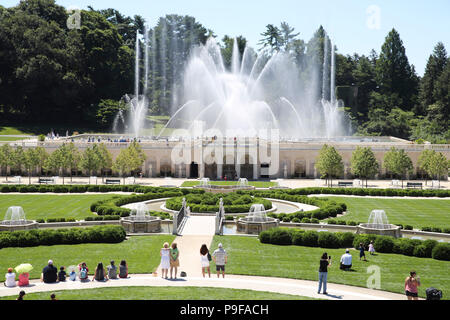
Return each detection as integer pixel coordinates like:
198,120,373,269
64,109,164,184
318,252,331,295
212,243,228,278
405,271,421,300
200,244,211,278
170,242,180,279
160,242,171,279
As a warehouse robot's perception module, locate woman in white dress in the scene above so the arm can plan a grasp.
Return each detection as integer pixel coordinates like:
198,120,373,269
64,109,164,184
160,242,171,279
200,244,211,278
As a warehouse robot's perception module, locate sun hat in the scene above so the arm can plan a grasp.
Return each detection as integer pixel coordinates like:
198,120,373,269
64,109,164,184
48,260,53,265
218,243,223,248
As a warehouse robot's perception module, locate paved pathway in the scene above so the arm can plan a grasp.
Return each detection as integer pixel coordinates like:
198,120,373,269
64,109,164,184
0,274,406,300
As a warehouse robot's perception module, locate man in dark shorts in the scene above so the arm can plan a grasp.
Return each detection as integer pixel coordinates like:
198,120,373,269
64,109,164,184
212,243,228,278
41,260,58,283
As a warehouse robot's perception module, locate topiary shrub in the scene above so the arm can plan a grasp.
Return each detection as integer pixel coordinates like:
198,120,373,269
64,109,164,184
327,219,336,224
302,230,319,247
269,228,292,245
444,228,450,234
336,232,355,248
421,227,432,232
404,225,413,230
291,218,301,223
259,230,271,244
347,221,358,226
291,231,304,246
431,227,442,233
432,243,450,261
413,245,428,258
374,236,394,253
336,220,347,225
310,218,319,224
318,232,339,248
301,217,311,223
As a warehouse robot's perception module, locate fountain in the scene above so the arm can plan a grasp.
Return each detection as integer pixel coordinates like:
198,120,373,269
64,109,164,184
238,178,249,188
357,210,401,237
120,202,161,233
237,204,279,234
115,23,349,140
0,206,38,231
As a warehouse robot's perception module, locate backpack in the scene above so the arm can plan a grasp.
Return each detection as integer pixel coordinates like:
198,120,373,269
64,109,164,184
426,287,442,300
80,268,88,279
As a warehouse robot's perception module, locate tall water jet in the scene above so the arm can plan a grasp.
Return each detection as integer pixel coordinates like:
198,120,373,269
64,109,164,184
330,41,336,102
144,25,149,96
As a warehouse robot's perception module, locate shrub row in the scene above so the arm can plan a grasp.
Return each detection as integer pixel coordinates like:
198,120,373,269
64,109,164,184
36,218,76,223
283,187,450,198
259,228,450,261
0,225,127,248
259,228,356,248
421,226,450,234
0,184,205,195
353,234,450,260
85,215,121,221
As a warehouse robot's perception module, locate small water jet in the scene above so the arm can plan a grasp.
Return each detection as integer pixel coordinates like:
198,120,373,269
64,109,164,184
357,210,401,237
237,204,278,234
120,203,161,233
0,206,38,231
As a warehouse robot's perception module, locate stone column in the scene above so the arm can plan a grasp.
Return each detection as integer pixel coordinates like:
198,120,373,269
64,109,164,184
290,159,295,178
253,163,258,180
186,163,191,178
156,158,161,177
217,163,223,180
199,162,205,179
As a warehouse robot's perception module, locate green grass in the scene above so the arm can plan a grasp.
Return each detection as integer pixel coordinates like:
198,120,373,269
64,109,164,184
0,194,117,220
210,236,450,299
326,197,450,229
0,286,317,300
0,137,30,141
0,235,174,282
181,181,277,188
0,126,34,136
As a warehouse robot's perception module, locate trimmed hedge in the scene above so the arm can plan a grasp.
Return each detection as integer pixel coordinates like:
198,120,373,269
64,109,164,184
259,228,449,261
0,184,206,195
0,225,127,248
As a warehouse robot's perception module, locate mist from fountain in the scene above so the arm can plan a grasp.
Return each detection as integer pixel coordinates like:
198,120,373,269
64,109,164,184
2,206,27,225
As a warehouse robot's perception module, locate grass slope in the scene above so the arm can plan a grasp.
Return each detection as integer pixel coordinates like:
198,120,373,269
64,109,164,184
327,197,450,228
210,236,450,299
0,235,175,282
0,286,317,300
0,194,117,220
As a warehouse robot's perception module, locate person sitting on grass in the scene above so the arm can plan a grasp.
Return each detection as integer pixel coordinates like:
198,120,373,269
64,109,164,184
4,268,16,287
17,272,29,287
119,260,128,279
340,249,353,271
78,262,89,282
93,262,108,282
41,260,58,284
58,266,67,282
68,267,77,281
107,260,118,280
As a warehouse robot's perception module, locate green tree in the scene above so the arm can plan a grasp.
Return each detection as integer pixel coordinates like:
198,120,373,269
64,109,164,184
95,143,113,183
315,144,344,187
383,147,413,188
428,152,448,185
24,148,40,184
258,24,282,52
62,143,81,182
112,147,131,184
44,149,64,180
279,22,300,51
127,141,147,176
417,149,435,184
80,146,101,178
35,146,49,178
0,144,14,182
11,146,25,175
350,147,379,187
375,28,418,111
418,42,447,115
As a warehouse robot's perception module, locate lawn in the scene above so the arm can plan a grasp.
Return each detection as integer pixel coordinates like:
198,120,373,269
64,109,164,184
0,137,30,141
0,235,175,282
0,286,316,300
325,196,450,229
0,194,118,221
210,236,450,299
181,181,277,188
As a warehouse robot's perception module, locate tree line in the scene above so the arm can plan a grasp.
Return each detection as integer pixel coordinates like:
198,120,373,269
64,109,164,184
315,145,449,188
0,141,146,184
0,0,448,143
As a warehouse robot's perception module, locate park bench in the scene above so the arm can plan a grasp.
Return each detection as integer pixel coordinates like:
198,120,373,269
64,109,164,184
406,182,423,189
39,178,54,184
105,179,121,185
338,181,353,187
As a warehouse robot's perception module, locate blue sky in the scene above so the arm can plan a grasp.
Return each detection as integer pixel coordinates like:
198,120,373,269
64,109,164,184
2,0,449,75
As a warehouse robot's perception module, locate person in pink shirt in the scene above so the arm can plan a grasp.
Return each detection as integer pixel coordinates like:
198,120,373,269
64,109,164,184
405,271,420,300
17,272,29,287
